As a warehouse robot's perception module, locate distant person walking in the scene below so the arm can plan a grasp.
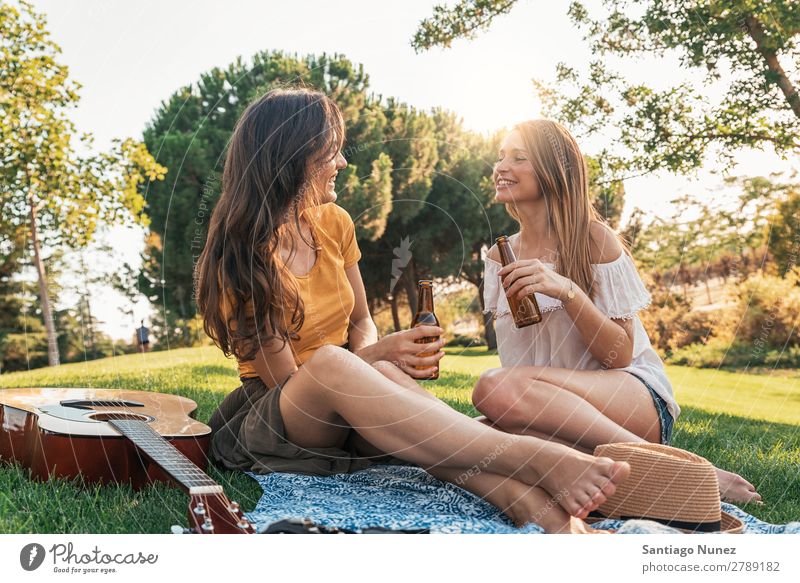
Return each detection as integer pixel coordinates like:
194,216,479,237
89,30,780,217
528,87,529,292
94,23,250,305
136,320,150,353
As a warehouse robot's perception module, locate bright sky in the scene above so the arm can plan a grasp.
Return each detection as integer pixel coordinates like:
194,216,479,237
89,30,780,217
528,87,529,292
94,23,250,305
29,0,797,339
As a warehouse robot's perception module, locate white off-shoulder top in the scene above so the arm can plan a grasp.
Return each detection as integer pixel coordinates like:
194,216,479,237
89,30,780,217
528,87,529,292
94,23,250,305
483,252,680,420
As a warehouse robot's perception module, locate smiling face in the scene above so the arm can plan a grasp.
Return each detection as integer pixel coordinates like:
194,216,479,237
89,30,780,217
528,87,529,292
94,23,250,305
309,150,347,204
493,129,540,204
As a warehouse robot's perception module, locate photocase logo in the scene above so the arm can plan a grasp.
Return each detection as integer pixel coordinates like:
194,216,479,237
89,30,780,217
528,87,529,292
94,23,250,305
390,236,413,292
19,543,46,571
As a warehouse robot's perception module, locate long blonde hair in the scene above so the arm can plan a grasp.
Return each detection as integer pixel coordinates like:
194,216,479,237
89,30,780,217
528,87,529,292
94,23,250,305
506,119,630,299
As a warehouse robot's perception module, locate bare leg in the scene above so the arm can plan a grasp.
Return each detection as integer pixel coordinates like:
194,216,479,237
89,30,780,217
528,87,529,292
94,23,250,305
427,467,578,533
278,345,631,518
473,367,659,444
473,366,761,504
368,361,604,533
474,415,592,453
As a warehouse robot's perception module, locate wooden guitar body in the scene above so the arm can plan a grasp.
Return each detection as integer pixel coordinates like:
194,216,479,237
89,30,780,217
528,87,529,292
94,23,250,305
0,387,255,533
0,387,209,488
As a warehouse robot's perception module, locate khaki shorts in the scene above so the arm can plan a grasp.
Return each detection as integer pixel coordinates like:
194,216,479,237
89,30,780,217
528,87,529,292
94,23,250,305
207,374,405,476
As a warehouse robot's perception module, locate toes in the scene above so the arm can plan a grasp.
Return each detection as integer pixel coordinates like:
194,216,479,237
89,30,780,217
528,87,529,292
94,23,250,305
580,501,600,516
609,460,631,482
564,495,590,518
575,492,592,510
748,491,763,504
565,500,583,517
578,490,604,515
591,489,607,507
601,481,617,499
739,475,755,487
598,458,630,481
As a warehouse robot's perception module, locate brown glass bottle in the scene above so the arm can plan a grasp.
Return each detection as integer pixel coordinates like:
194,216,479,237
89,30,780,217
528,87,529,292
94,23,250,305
410,280,440,380
495,235,543,328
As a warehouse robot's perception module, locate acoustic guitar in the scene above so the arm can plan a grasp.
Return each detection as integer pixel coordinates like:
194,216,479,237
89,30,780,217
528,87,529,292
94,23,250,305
0,387,255,534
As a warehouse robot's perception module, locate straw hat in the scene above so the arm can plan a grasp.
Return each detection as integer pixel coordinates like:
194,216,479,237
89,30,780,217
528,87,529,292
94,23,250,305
590,442,744,534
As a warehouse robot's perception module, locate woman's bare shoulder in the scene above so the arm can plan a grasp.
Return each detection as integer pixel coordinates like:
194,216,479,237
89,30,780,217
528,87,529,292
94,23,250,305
589,221,624,265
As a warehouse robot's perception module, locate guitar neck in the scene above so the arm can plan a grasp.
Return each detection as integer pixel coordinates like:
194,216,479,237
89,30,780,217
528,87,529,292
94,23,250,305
108,418,222,495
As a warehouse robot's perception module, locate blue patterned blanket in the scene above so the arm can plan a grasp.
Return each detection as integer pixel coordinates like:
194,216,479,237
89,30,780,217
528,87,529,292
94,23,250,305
245,464,800,534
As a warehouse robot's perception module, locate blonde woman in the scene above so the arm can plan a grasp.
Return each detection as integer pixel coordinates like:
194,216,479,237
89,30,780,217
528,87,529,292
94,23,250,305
474,120,761,505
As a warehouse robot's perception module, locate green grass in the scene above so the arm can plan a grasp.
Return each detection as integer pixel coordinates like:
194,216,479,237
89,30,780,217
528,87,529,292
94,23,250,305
0,345,798,532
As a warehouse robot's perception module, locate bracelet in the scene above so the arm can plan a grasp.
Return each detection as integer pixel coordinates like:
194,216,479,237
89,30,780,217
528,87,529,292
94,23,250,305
563,280,576,303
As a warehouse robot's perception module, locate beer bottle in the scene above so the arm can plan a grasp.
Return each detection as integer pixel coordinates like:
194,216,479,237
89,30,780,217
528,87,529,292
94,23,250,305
410,280,440,380
495,235,543,328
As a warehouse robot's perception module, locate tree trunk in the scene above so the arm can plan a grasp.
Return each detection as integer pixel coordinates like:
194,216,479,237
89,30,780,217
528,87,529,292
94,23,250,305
175,285,191,346
390,293,401,332
402,261,419,320
704,277,712,305
477,280,497,350
79,254,96,358
483,313,497,350
29,198,60,367
744,14,800,119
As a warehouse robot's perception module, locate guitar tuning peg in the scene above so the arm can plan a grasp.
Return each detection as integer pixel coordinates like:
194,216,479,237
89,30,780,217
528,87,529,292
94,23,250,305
202,517,214,532
228,501,240,513
171,525,188,534
193,502,206,516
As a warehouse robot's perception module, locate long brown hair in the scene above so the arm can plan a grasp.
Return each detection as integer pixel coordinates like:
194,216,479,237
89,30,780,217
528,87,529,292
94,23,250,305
196,87,344,361
506,119,630,299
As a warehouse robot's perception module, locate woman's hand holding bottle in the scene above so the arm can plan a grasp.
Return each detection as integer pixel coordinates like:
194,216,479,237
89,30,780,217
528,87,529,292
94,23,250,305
498,258,574,302
356,327,445,379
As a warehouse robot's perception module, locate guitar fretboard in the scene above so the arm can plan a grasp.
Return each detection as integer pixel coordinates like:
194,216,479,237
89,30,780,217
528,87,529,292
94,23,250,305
108,418,222,494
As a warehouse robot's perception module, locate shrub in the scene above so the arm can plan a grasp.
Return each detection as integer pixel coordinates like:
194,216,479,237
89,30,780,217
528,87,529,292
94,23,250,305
720,268,800,353
639,289,716,356
665,269,800,368
445,334,486,348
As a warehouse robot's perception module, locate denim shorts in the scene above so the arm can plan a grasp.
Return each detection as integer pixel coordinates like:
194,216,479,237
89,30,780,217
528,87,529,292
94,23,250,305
625,371,674,445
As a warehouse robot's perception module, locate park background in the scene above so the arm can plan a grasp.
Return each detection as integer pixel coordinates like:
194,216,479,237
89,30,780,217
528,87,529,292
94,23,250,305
1,0,799,532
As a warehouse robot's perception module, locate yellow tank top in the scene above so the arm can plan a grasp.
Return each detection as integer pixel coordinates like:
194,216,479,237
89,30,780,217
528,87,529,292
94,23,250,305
235,203,361,378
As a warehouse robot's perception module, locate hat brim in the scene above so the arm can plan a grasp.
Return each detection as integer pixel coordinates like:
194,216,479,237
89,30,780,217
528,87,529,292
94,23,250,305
718,511,744,534
584,511,744,534
671,511,744,534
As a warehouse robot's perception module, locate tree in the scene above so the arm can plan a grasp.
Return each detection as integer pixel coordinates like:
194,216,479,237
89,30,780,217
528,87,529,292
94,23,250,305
0,227,27,373
355,101,442,324
1,1,165,366
406,116,514,346
587,155,624,228
413,0,800,178
768,184,800,276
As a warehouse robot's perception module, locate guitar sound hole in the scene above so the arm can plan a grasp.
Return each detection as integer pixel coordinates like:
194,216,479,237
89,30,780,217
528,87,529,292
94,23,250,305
87,412,153,422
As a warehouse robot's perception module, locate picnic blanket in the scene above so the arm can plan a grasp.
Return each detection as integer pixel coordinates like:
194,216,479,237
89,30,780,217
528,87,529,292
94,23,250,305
244,464,800,534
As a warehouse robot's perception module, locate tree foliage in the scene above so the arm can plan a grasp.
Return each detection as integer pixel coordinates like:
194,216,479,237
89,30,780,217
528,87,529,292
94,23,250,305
1,0,165,366
413,0,800,178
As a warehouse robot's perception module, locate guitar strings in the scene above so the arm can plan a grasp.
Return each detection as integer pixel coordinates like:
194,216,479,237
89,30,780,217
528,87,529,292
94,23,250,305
107,414,252,531
117,416,247,531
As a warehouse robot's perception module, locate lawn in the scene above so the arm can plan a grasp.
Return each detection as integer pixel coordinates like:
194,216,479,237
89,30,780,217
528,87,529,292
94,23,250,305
0,345,798,533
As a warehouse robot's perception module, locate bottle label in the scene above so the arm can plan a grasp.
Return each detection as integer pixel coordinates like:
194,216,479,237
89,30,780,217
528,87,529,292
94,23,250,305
516,300,532,319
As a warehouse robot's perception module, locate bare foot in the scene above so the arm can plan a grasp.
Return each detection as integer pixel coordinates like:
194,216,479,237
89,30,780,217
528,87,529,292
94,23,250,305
512,440,631,519
494,478,573,533
716,467,762,504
